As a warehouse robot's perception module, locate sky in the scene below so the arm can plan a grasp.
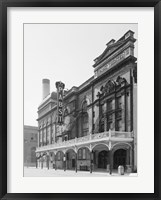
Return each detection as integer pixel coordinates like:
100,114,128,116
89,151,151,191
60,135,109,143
24,24,138,126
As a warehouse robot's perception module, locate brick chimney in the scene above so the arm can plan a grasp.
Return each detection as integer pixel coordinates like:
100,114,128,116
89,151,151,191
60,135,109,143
42,79,50,100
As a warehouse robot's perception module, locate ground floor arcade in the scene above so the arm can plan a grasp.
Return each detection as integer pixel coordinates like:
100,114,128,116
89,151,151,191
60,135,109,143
36,141,134,173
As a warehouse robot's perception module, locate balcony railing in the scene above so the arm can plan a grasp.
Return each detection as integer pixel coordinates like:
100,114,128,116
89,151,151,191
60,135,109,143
36,130,133,152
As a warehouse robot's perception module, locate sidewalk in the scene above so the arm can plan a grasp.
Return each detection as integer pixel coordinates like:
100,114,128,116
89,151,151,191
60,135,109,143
24,167,137,177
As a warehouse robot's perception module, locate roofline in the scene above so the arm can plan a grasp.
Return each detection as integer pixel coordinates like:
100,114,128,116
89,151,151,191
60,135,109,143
67,56,137,96
93,30,136,68
37,56,137,121
37,105,57,121
64,76,94,100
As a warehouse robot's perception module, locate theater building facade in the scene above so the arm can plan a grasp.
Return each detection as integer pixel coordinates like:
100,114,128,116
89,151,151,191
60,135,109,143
36,30,137,173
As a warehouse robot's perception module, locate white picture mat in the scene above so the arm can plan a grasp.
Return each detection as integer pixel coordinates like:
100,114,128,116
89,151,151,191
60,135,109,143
7,7,154,193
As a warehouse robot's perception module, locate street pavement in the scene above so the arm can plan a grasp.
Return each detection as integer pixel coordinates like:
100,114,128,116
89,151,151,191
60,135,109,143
24,167,137,177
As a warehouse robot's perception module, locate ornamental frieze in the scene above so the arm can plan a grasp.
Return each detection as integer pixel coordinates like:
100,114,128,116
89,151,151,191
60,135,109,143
97,76,127,98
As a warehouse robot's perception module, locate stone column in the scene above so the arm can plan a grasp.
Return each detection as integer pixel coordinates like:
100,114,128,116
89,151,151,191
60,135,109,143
81,114,83,137
124,89,127,131
49,115,52,144
55,153,57,170
104,113,107,132
41,128,44,146
52,124,55,144
119,95,124,132
95,151,98,168
109,150,112,175
64,153,66,171
109,138,112,175
112,98,115,131
130,147,133,169
90,151,93,173
47,153,49,170
50,122,52,144
126,148,130,165
43,128,45,145
54,124,57,143
75,152,77,173
41,156,43,169
38,130,40,147
48,126,51,144
46,125,48,145
98,96,101,133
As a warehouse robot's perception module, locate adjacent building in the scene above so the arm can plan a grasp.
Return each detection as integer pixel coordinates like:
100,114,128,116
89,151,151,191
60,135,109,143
36,30,137,173
24,125,38,167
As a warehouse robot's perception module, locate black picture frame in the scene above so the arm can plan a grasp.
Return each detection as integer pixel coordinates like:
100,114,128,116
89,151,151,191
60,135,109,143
0,0,160,199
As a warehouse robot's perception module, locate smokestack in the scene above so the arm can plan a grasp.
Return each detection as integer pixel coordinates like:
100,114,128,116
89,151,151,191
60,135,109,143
42,79,50,100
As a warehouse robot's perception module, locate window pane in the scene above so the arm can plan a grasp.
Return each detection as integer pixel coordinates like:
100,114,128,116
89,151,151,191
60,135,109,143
78,149,82,159
82,101,87,112
82,149,86,159
116,96,122,109
82,113,89,136
107,100,112,111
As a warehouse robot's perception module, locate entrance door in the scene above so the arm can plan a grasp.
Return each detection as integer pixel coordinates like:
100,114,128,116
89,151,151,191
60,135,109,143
72,159,75,168
113,149,126,169
98,150,108,169
66,151,75,170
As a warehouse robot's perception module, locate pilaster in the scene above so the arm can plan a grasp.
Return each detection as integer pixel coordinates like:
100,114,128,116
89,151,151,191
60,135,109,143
133,83,137,172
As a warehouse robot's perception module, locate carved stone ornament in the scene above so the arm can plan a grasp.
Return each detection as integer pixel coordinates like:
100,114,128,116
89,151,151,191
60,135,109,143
55,81,65,89
96,91,101,99
99,80,116,97
116,76,127,87
97,76,127,99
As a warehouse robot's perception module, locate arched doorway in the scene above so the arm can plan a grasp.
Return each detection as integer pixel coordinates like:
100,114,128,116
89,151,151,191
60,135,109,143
98,150,108,169
56,151,64,169
66,149,76,170
113,149,127,169
49,152,55,169
77,147,90,171
92,143,109,171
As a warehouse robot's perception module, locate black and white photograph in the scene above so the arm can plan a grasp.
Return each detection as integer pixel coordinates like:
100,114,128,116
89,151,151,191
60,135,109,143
24,23,138,177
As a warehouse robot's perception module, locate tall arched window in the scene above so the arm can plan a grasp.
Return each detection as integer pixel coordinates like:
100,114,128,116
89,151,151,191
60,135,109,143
100,117,104,132
82,101,89,136
82,100,87,112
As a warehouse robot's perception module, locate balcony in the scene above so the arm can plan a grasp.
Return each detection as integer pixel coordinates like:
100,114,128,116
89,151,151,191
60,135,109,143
36,130,133,153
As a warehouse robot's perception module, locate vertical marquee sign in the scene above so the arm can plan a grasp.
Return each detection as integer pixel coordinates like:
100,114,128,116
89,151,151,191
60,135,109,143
55,81,65,125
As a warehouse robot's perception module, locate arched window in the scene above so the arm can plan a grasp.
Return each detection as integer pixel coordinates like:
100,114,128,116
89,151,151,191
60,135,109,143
82,100,87,112
40,130,43,146
100,103,105,132
82,101,89,136
100,117,104,133
82,113,89,136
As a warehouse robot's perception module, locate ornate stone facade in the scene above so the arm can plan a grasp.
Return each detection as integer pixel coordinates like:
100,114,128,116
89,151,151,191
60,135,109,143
36,30,137,174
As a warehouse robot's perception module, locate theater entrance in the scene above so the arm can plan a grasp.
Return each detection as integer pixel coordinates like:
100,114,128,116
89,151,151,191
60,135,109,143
98,150,108,169
113,149,126,169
